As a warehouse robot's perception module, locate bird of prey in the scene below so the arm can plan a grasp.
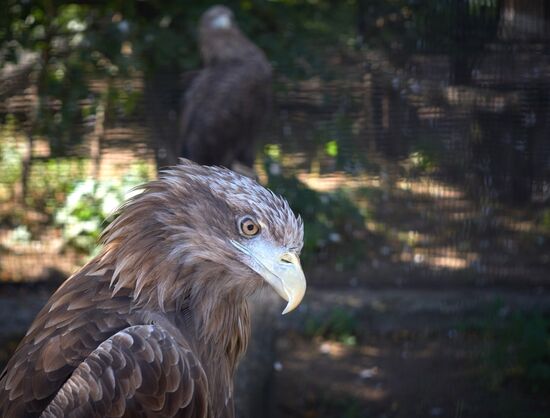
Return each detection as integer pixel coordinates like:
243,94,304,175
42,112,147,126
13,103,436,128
0,160,306,417
177,5,272,177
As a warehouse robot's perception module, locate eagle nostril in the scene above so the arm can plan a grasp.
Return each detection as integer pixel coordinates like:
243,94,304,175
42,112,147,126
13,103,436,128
280,253,295,265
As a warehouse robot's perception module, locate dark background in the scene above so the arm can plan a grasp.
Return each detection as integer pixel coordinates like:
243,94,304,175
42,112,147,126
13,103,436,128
1,1,549,417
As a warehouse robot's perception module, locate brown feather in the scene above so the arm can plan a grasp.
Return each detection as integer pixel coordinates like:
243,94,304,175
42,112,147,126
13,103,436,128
0,161,303,417
177,5,272,172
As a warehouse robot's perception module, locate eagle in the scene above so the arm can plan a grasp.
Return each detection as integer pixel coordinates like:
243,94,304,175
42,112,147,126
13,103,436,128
0,160,306,417
177,5,272,176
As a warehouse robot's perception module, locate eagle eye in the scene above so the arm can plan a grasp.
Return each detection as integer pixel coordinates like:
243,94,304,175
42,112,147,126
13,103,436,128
239,216,260,237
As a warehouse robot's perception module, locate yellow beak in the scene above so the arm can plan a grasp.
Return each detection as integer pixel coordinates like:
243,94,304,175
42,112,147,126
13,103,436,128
264,251,306,314
231,240,307,314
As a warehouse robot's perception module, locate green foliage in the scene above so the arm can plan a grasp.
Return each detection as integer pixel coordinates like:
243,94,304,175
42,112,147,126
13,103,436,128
360,0,500,54
0,117,22,198
2,0,360,154
487,312,550,393
540,209,550,232
26,158,87,214
107,86,142,118
5,225,32,245
314,396,363,418
305,307,358,345
461,302,550,393
55,166,150,254
324,140,338,158
265,162,368,267
405,135,444,175
408,151,435,173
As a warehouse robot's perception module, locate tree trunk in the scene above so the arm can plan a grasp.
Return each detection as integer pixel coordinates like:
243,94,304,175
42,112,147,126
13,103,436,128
91,99,106,180
17,0,55,205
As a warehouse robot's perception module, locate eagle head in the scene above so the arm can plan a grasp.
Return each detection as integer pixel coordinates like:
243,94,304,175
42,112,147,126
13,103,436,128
200,5,235,31
100,160,306,314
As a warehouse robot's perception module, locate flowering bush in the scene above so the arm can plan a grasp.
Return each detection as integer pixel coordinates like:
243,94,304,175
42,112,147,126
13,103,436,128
55,168,149,254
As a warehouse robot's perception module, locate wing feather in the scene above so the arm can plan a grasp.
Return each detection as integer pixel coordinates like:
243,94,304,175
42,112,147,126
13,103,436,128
40,325,208,418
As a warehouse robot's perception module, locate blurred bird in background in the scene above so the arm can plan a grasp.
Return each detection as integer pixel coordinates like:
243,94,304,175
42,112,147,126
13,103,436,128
0,161,305,418
176,5,272,178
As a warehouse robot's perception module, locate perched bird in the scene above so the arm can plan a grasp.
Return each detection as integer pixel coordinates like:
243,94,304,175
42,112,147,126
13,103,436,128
177,5,272,176
0,160,306,417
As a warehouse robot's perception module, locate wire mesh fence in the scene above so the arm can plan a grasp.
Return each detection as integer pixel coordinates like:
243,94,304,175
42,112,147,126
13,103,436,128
0,0,549,287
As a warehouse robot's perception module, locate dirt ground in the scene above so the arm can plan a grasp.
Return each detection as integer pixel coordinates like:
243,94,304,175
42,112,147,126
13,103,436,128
268,287,550,418
270,328,549,418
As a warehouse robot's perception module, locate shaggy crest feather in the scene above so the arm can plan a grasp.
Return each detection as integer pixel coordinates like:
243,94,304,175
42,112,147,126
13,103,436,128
97,160,303,311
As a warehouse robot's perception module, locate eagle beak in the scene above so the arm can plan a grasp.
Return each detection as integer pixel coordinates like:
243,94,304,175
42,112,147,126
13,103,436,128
269,252,307,315
231,240,306,314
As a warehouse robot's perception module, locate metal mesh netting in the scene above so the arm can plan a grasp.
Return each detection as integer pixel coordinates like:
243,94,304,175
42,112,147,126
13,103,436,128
0,1,549,287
